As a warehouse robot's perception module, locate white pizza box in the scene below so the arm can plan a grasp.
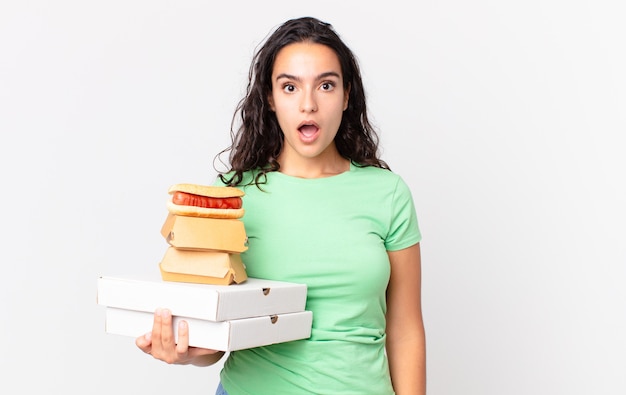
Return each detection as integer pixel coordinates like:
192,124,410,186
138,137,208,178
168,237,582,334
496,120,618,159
97,273,307,321
105,307,313,351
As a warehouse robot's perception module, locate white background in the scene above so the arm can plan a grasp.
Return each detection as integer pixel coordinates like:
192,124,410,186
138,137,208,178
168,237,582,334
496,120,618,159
1,1,624,394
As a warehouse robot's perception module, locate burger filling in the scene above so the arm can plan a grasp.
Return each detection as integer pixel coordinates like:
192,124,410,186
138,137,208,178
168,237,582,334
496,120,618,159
172,191,242,209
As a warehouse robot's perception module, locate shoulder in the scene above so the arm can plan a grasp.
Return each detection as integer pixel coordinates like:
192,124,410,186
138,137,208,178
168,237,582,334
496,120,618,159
350,164,416,203
351,164,405,185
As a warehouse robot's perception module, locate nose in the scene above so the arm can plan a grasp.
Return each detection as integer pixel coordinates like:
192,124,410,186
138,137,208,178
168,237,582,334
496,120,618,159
300,90,318,113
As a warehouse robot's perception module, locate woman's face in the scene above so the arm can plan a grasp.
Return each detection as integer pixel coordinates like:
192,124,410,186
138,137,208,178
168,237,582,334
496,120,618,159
269,42,349,168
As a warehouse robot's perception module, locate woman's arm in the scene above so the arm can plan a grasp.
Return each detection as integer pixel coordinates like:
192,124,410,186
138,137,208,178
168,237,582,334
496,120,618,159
135,308,225,367
386,243,426,394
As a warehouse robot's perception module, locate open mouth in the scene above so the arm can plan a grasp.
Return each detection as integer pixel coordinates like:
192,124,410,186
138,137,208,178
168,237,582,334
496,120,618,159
298,124,319,139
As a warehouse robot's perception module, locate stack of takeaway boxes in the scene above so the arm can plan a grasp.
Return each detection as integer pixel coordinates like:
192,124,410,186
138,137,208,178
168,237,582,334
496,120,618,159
97,185,312,351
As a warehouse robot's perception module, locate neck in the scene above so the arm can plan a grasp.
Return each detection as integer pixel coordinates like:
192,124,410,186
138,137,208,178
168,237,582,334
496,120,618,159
277,152,351,179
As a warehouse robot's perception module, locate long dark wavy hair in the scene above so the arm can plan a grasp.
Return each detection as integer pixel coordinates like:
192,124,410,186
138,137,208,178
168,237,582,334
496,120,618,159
216,16,389,187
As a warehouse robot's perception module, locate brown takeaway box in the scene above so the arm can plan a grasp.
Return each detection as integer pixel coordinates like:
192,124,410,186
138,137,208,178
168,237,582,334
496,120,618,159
159,246,247,285
160,213,248,253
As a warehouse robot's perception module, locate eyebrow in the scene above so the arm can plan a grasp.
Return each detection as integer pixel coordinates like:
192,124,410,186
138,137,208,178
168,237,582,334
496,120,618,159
275,71,342,82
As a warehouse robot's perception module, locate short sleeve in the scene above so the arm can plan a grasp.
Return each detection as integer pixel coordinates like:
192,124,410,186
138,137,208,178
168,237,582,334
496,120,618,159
384,177,421,251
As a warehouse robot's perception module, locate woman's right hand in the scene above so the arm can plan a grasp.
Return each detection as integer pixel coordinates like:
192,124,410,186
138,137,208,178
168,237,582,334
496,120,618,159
135,308,225,366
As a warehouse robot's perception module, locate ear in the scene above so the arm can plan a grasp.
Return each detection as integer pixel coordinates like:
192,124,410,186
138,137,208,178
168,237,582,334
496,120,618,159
343,84,351,111
268,93,275,112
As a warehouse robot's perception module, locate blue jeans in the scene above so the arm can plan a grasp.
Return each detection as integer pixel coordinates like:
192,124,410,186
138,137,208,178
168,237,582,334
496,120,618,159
215,382,229,395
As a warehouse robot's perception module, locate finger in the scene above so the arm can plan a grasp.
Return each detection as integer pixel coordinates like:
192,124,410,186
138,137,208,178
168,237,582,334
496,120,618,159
151,308,164,352
159,309,175,347
135,331,153,354
176,320,190,355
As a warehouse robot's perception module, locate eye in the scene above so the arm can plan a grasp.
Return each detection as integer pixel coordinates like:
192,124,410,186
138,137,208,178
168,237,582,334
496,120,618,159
282,83,296,93
320,81,336,91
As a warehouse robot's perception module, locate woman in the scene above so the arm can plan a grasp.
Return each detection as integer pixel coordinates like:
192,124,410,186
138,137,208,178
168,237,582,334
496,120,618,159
136,16,426,395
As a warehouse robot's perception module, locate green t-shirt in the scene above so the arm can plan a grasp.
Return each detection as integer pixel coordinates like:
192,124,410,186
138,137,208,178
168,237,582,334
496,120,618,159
216,163,421,395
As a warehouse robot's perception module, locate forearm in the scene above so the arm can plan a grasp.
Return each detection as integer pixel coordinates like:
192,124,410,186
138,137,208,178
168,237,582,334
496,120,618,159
386,331,426,395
